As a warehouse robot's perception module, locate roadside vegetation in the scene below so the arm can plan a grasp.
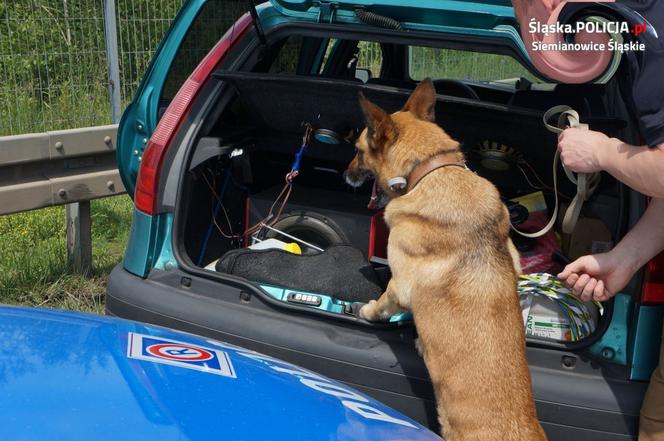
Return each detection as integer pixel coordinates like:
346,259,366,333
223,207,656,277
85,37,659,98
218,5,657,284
0,197,132,313
0,1,181,312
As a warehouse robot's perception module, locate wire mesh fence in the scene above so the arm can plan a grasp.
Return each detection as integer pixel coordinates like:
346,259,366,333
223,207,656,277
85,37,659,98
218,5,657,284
0,0,199,137
0,1,111,135
116,0,185,109
0,0,250,137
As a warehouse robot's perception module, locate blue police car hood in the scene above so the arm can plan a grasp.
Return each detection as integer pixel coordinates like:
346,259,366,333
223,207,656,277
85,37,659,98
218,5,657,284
0,306,440,441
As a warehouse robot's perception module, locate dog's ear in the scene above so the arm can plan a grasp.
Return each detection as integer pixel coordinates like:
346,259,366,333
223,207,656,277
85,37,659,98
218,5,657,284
402,78,436,122
359,92,398,151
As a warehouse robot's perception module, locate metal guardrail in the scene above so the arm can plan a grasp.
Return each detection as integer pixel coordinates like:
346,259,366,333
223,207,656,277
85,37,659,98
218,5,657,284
0,125,126,274
0,125,125,216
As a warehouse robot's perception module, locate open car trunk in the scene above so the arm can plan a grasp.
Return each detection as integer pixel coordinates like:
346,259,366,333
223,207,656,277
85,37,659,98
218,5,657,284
125,45,650,438
176,71,629,344
103,11,654,437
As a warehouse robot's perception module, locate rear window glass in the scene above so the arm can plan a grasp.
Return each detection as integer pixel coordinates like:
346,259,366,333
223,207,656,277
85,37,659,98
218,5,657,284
263,36,541,86
409,47,540,84
269,36,304,74
356,41,383,79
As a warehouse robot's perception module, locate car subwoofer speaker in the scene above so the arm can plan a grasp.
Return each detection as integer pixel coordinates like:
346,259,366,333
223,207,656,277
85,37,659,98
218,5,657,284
264,213,348,254
246,185,388,259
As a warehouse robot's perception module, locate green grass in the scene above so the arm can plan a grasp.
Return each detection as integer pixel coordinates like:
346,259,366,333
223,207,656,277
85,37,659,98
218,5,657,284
0,196,133,314
0,79,112,137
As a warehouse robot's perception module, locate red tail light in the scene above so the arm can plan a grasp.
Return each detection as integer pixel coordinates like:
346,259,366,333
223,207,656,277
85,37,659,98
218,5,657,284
642,251,664,305
135,13,253,215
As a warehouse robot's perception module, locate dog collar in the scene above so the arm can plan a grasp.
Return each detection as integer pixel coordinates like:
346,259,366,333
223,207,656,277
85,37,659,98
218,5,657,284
405,153,466,193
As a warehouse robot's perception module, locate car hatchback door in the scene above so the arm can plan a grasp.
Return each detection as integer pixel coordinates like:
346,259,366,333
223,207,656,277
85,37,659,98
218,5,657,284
117,0,250,196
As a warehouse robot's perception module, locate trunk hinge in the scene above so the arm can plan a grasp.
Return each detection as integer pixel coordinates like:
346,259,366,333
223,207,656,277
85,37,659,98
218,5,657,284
247,0,266,46
316,1,339,24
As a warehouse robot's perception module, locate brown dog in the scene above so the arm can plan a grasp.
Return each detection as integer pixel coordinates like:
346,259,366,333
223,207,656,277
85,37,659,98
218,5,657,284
344,79,547,441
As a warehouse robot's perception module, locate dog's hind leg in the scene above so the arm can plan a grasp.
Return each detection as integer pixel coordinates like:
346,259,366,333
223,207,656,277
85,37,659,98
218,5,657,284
359,280,404,321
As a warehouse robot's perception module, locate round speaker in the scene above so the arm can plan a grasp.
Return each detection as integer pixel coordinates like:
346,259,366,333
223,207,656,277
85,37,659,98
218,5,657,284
264,211,349,254
475,140,523,172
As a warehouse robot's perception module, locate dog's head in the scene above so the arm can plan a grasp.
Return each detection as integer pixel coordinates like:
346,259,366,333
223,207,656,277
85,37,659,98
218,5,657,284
344,78,461,199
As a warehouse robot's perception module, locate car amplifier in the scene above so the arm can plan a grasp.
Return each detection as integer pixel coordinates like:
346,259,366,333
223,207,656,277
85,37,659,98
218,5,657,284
246,185,387,259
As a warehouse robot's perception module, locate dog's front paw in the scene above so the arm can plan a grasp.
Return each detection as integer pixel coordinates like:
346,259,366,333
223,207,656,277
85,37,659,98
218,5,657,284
359,300,379,321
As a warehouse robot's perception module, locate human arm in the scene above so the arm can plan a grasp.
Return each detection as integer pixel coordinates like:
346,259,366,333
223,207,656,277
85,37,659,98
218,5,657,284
558,128,664,198
558,197,664,301
511,0,563,18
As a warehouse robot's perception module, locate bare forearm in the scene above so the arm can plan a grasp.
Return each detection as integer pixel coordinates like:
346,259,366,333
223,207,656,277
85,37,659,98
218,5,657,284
612,198,664,273
600,139,664,198
511,0,560,17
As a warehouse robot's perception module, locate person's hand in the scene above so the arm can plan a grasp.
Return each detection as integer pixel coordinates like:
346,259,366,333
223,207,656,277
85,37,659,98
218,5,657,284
514,0,564,14
558,127,612,173
541,0,564,13
557,252,636,302
513,0,564,17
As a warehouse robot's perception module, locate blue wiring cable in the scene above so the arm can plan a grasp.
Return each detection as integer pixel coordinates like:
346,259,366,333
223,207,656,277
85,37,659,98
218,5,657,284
291,143,307,173
286,123,313,182
198,167,232,266
200,123,313,263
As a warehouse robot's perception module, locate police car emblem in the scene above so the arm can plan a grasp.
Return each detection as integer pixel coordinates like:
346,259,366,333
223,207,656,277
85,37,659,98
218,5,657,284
127,333,236,378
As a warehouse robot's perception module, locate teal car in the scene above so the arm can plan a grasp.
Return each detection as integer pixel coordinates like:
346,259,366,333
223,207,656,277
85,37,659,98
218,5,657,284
107,1,664,439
